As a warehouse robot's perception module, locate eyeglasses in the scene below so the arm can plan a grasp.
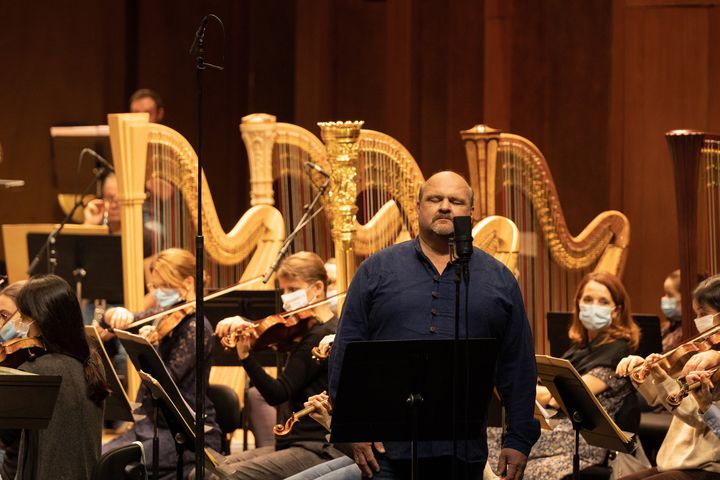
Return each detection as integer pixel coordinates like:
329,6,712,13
0,310,17,323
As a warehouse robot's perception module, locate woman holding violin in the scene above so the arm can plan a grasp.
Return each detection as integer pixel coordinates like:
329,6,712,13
1,275,109,480
616,274,720,480
102,247,222,480
212,251,344,480
487,272,640,479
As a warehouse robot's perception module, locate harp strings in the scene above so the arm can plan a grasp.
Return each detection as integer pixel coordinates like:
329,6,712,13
146,130,246,290
499,142,590,350
703,139,720,276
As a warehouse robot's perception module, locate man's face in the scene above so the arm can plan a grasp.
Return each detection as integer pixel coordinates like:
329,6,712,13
416,173,473,238
103,174,121,223
130,97,163,123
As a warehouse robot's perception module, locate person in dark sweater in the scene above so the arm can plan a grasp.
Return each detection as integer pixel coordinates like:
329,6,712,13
1,275,109,480
212,251,343,480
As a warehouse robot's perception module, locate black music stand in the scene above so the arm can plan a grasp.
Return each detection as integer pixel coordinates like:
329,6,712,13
0,367,62,429
84,325,134,422
137,370,225,479
115,330,224,480
330,339,498,480
26,233,123,303
535,355,636,480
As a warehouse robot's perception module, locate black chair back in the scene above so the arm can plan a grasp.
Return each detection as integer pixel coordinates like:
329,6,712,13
92,441,147,480
207,383,243,454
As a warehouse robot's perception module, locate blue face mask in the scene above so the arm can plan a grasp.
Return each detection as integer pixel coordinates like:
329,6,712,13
579,304,614,331
155,288,181,308
0,319,19,343
661,297,681,320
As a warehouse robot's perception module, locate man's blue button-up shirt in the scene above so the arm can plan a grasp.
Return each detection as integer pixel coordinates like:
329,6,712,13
329,237,540,462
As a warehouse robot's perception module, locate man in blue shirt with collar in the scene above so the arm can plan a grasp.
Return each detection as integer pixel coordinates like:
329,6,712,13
329,171,540,479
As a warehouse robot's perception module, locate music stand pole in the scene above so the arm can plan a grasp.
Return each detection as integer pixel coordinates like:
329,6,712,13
152,396,160,480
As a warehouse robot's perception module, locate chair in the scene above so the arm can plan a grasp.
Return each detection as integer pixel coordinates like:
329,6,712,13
92,441,147,480
208,383,243,454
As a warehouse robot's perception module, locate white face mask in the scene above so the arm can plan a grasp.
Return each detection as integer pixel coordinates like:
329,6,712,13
578,304,614,331
694,312,720,333
326,288,339,315
281,289,311,312
13,319,34,338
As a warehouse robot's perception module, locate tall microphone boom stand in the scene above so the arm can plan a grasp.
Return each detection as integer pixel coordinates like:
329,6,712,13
190,13,223,480
262,175,330,283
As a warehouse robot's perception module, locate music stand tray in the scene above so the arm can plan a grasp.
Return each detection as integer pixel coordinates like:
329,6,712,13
0,367,62,429
535,355,636,478
85,325,133,422
330,338,498,443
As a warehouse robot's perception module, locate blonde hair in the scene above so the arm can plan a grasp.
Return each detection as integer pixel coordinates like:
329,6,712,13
0,280,26,302
277,252,328,291
150,248,205,288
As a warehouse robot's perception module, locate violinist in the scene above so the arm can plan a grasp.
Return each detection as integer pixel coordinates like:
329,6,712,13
487,272,640,479
1,275,109,480
102,248,222,480
211,251,344,480
616,274,720,480
0,280,26,479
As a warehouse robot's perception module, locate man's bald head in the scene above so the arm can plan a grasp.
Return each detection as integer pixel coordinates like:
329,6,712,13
418,171,474,208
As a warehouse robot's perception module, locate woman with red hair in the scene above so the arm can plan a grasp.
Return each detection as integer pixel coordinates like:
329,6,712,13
488,272,640,479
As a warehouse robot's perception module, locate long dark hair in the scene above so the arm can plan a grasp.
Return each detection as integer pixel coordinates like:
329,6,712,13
16,275,109,406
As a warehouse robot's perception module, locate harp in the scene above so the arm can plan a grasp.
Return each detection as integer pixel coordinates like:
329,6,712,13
666,130,720,338
461,125,630,352
241,116,521,313
108,113,285,397
108,113,285,314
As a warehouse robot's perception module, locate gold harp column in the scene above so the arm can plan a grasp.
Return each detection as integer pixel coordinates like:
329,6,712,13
460,125,502,222
108,113,150,313
319,121,364,312
240,113,277,207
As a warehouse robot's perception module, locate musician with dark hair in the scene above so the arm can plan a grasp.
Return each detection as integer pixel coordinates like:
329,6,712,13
209,251,342,480
1,275,109,480
130,88,165,123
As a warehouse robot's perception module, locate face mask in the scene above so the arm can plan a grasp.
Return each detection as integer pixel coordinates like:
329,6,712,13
326,288,339,315
155,288,181,308
694,312,720,333
14,319,33,338
281,289,310,312
578,304,614,331
0,319,19,342
661,297,681,320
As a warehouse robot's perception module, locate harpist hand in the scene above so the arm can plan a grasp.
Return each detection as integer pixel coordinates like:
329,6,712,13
615,355,644,377
497,447,527,480
351,442,385,478
83,198,105,225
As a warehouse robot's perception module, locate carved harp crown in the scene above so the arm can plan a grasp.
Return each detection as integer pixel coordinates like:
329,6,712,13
461,124,630,352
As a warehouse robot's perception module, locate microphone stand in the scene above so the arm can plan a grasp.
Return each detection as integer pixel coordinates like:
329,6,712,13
27,166,109,276
450,235,471,480
190,14,223,480
262,176,330,283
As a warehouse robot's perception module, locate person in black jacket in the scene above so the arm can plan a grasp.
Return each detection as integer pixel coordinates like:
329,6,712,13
212,251,343,480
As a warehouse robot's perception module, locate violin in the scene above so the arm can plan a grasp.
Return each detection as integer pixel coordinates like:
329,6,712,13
311,334,334,362
631,322,720,383
666,367,720,407
0,337,47,368
144,304,197,344
273,403,319,436
220,293,345,353
121,276,264,332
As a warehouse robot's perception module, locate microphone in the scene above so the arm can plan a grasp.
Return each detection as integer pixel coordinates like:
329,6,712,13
452,216,474,262
82,148,114,173
305,161,330,178
189,15,209,55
